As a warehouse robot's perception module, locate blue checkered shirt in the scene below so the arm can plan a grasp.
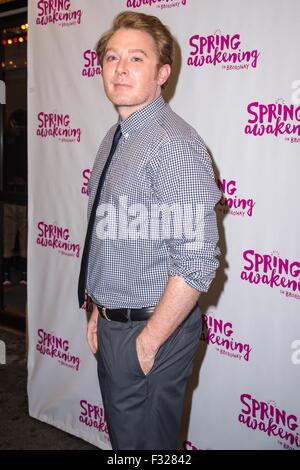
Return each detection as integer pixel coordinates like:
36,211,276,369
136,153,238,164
86,95,221,308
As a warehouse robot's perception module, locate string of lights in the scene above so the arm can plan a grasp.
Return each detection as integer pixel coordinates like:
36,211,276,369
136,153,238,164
2,23,28,46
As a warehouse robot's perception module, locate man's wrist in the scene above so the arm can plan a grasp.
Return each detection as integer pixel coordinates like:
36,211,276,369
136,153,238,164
89,301,98,319
138,324,161,355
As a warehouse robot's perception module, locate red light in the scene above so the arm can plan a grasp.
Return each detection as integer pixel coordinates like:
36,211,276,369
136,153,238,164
2,40,7,45
13,37,18,43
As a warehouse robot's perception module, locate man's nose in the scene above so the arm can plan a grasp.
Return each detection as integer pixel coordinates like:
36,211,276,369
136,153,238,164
115,58,128,76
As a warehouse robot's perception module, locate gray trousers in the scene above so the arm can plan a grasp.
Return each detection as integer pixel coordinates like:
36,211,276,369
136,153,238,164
96,304,201,450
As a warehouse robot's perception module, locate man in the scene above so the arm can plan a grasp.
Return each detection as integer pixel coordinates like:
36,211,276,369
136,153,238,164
78,11,221,450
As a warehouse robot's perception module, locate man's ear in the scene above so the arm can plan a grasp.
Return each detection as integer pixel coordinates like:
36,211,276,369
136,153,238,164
157,64,171,87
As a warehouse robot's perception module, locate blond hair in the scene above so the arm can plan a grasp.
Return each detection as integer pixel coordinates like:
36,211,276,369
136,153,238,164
96,11,174,88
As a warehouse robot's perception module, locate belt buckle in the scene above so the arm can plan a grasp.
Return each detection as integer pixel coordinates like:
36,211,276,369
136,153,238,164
102,306,111,322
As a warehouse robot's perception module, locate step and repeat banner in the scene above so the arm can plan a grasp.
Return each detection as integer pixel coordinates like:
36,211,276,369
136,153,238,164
27,0,300,450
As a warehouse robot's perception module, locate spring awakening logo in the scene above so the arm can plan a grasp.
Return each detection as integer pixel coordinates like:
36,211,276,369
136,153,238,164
183,440,199,450
81,168,91,196
36,329,80,371
82,50,102,79
241,250,300,300
239,394,300,450
126,0,187,9
217,178,256,217
36,0,83,27
36,221,81,258
201,313,252,362
244,99,300,142
79,400,109,440
188,32,260,70
37,112,81,143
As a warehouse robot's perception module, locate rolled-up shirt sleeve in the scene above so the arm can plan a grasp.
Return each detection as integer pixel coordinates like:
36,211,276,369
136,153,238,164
148,136,221,293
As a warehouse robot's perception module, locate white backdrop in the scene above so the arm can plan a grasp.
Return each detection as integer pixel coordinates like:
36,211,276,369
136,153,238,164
27,0,300,450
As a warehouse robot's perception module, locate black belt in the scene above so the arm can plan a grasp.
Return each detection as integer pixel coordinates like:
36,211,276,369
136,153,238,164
97,305,156,322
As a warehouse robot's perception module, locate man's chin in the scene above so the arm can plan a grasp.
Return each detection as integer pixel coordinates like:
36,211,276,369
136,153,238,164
110,100,136,108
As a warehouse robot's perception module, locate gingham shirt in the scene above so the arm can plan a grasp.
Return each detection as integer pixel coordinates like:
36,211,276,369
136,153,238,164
86,95,221,308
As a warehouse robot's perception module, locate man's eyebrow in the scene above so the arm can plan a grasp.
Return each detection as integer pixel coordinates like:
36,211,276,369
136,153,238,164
104,48,148,57
105,48,117,54
128,49,148,57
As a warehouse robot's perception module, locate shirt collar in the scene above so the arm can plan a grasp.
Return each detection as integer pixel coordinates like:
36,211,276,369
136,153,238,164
119,95,166,138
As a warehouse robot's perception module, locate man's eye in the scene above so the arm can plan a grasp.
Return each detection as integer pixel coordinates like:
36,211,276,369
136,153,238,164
106,55,117,62
132,57,143,62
